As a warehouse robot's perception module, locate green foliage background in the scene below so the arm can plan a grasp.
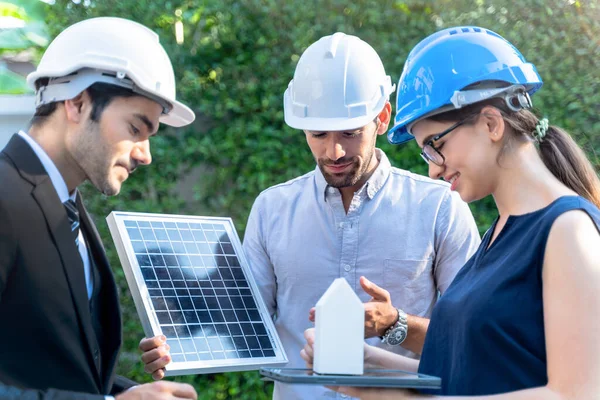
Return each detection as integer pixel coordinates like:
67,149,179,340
39,0,599,398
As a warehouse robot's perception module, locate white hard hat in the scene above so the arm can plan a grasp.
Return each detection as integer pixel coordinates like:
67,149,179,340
284,32,395,132
27,17,195,127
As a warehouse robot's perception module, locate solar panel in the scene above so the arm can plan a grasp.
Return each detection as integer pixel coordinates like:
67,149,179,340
106,211,288,375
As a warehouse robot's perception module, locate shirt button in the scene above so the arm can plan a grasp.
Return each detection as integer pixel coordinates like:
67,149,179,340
344,264,351,272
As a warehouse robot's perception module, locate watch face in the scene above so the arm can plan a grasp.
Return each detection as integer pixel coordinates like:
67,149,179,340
387,327,407,346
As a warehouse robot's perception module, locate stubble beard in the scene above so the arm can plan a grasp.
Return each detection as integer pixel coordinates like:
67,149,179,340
71,121,120,196
318,147,375,189
318,157,362,188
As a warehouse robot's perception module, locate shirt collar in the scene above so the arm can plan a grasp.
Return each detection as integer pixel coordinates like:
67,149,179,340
314,148,391,201
365,149,391,199
314,162,329,201
18,130,77,203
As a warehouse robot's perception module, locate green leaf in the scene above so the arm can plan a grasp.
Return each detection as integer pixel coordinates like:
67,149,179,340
0,64,32,94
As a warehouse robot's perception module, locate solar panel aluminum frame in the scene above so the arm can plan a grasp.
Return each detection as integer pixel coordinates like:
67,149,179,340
106,211,288,375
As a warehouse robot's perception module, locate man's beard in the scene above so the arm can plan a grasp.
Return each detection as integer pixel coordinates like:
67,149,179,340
71,120,119,196
317,156,364,188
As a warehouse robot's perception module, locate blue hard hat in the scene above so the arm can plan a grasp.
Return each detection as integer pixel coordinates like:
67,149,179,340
388,26,543,145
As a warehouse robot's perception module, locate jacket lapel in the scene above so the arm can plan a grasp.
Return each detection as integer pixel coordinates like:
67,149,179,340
2,135,103,389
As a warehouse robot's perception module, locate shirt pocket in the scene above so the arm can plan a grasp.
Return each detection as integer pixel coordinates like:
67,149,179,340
383,258,434,316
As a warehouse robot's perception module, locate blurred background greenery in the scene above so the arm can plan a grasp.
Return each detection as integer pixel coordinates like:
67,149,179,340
3,0,599,398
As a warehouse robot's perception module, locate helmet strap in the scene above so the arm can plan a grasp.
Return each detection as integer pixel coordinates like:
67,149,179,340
450,85,532,111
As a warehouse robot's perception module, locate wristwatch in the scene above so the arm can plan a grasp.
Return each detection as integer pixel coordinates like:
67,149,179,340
381,308,408,346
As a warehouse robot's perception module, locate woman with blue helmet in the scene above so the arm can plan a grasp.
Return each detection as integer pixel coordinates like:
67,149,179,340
302,26,600,398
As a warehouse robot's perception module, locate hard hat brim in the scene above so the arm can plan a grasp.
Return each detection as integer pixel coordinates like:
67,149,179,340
285,112,378,132
160,100,195,127
387,124,414,145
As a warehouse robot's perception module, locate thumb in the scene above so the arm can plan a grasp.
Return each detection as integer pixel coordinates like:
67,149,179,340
360,276,389,302
336,386,362,397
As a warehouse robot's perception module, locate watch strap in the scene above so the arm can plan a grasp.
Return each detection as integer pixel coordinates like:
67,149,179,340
381,308,408,345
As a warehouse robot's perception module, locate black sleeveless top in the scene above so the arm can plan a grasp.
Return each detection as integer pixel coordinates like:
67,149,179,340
418,196,600,395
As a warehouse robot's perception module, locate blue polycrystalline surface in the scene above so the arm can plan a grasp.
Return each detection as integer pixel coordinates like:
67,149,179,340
123,219,276,363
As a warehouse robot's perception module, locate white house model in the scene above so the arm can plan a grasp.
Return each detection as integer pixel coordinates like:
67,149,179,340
313,278,364,375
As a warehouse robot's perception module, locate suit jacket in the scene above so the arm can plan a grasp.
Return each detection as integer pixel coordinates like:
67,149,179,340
0,134,129,399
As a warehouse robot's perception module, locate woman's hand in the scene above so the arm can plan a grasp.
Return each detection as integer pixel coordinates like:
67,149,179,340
300,328,315,368
300,329,420,399
332,386,416,399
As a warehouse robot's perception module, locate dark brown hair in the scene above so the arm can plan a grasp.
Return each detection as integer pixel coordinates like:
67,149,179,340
429,98,600,208
30,81,137,127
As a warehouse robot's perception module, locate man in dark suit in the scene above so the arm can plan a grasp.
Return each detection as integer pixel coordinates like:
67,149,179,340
0,17,197,400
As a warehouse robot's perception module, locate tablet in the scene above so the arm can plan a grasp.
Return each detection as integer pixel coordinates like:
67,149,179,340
260,367,441,389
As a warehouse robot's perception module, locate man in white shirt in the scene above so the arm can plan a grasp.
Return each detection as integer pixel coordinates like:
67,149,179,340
242,33,480,399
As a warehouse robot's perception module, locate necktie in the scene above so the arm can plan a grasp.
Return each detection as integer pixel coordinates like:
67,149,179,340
64,199,104,369
63,199,80,247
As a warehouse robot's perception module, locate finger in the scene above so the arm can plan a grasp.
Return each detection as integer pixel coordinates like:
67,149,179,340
144,353,171,374
300,349,313,367
360,276,390,302
336,386,364,397
304,328,315,345
140,344,170,364
308,308,316,322
151,368,165,381
170,383,197,399
152,381,197,399
303,342,314,359
139,335,166,352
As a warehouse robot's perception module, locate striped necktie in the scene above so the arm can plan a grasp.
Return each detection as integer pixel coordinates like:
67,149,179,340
63,199,104,368
63,199,80,247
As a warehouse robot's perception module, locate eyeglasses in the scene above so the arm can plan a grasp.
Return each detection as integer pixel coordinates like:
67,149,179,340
420,116,474,166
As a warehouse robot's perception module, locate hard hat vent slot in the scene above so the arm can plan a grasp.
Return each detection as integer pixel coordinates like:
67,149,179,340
485,30,502,39
293,103,308,118
347,104,367,118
